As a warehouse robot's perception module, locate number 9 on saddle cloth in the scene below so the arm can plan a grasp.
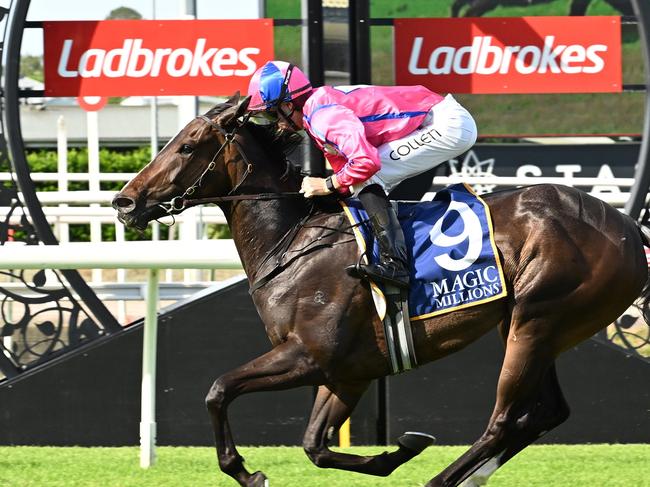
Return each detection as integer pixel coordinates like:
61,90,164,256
342,183,507,321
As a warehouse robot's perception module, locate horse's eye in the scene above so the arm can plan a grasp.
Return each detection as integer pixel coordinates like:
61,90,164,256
180,144,194,155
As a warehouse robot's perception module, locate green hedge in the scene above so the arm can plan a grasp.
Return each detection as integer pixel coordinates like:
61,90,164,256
25,147,231,242
26,147,151,192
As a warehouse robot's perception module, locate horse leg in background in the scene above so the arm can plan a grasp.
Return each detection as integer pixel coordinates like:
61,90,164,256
450,0,471,17
205,339,324,487
568,0,590,15
464,0,498,17
426,323,569,487
303,384,434,476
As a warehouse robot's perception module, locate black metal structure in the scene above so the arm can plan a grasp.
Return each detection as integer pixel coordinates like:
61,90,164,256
0,1,121,382
625,0,650,217
304,0,326,175
348,0,371,85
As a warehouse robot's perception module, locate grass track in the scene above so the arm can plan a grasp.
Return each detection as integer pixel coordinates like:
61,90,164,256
1,445,648,486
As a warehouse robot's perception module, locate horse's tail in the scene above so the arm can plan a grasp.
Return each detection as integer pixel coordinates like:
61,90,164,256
635,220,650,325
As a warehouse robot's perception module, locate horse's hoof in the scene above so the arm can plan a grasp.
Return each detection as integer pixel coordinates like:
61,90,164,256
397,431,436,454
248,471,268,487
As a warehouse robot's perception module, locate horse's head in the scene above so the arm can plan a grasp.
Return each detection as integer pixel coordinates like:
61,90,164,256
113,93,301,231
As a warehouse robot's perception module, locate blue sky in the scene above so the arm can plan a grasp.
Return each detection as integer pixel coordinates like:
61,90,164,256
16,0,265,55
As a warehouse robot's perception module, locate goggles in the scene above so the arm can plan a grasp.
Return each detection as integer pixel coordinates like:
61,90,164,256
248,109,278,126
251,103,296,126
259,110,280,123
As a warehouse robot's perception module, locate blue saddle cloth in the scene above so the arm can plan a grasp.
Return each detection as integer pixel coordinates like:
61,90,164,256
342,183,507,320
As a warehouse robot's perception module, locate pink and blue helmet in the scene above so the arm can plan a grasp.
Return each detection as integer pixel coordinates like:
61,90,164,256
247,61,312,111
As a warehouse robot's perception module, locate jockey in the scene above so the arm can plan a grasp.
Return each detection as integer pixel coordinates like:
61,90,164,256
247,60,477,289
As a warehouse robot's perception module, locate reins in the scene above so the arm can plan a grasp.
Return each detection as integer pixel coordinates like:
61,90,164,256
179,191,303,210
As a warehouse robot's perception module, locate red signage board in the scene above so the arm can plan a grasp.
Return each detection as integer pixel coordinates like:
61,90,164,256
44,19,274,97
394,16,621,94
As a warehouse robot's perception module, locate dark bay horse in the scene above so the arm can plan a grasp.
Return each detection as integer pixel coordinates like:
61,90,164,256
113,95,650,487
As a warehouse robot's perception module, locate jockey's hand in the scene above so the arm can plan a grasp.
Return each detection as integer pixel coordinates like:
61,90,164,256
300,176,330,198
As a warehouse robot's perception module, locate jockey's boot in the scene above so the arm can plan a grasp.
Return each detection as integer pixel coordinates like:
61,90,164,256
356,185,410,289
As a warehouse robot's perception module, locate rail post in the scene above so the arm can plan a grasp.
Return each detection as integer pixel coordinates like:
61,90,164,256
140,268,160,468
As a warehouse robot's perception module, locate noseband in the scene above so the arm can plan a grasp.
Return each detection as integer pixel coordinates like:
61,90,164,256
158,114,300,215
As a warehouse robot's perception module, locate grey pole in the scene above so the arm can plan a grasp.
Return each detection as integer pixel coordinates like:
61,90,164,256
624,0,650,218
150,0,159,158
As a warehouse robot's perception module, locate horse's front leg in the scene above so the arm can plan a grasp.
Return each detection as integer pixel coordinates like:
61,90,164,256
205,339,324,487
303,383,434,476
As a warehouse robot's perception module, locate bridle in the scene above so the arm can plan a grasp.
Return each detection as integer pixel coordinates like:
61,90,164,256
154,108,357,295
157,113,301,215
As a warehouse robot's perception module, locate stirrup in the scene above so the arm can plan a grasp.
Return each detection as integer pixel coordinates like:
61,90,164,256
346,261,409,289
358,264,410,289
345,262,363,278
363,270,409,289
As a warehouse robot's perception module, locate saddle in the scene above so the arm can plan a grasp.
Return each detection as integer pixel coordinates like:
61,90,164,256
341,183,507,374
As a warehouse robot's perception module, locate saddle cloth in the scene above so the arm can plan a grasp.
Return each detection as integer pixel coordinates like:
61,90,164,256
341,183,507,320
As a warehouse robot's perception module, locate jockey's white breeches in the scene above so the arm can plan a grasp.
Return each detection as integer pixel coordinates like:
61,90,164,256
353,94,477,195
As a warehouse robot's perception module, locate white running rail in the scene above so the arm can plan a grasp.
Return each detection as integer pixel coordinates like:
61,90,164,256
0,239,243,469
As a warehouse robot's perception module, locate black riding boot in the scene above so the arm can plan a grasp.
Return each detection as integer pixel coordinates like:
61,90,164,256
357,185,410,289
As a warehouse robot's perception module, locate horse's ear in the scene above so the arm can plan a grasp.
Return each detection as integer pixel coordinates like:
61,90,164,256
226,91,241,105
217,95,251,127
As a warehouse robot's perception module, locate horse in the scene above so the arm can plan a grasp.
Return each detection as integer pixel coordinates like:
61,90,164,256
113,94,650,487
450,0,633,18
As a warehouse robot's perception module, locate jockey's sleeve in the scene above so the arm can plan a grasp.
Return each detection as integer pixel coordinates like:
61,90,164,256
306,104,381,189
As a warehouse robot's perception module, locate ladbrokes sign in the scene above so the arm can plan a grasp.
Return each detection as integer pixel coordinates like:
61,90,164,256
44,20,274,96
395,16,621,94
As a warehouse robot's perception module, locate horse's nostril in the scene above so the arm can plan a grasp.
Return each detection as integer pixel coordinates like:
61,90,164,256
112,195,136,213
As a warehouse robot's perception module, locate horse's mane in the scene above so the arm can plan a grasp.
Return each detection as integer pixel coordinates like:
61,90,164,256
205,101,343,216
204,102,302,164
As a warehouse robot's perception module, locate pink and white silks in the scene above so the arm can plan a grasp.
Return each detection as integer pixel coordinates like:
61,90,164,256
302,85,477,194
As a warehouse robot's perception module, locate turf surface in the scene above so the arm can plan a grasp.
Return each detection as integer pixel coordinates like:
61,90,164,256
1,444,648,486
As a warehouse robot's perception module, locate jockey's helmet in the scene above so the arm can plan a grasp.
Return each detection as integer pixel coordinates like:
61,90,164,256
247,61,312,112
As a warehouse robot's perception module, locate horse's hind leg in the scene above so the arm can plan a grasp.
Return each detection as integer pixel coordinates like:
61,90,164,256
496,363,569,466
426,330,569,487
303,383,434,476
205,339,323,487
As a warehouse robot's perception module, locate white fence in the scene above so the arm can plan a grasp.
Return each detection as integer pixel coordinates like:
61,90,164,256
3,114,225,257
0,115,239,324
